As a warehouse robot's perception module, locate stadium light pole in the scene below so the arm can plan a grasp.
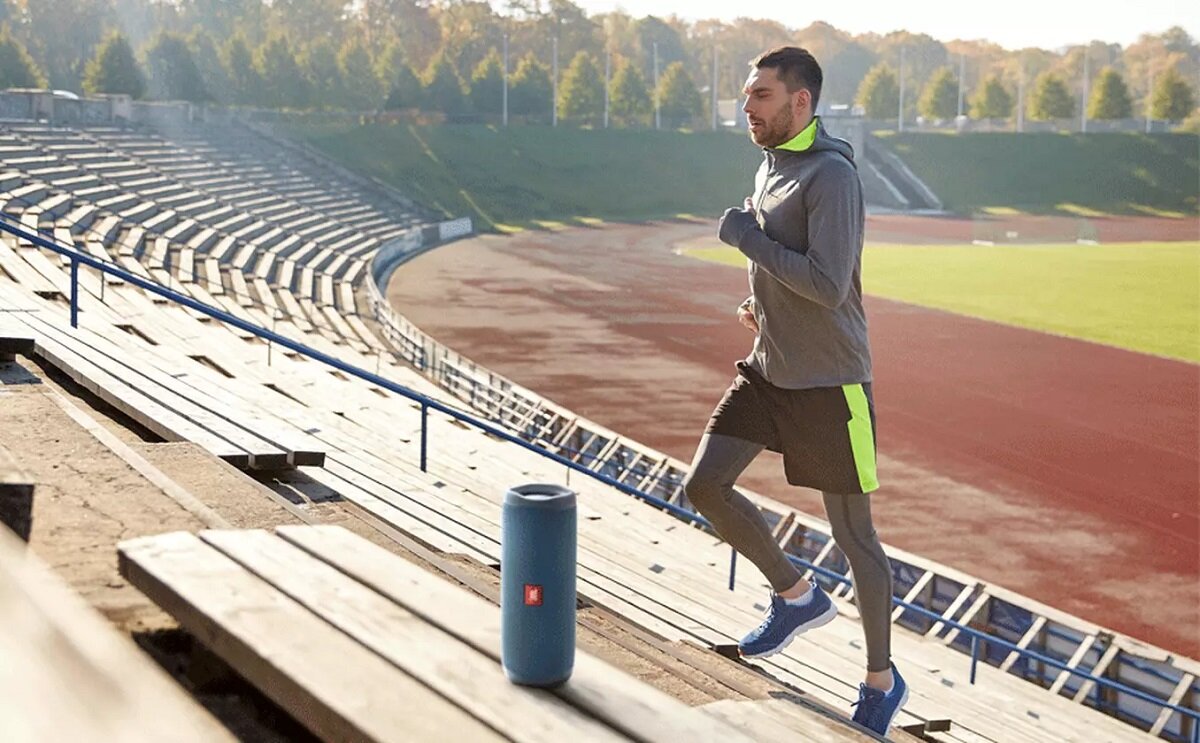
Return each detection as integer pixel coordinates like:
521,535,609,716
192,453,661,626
552,37,558,127
653,41,661,130
898,46,905,132
1017,62,1025,133
957,53,965,117
503,33,509,127
1080,48,1089,133
712,42,719,131
1145,66,1153,133
604,49,610,129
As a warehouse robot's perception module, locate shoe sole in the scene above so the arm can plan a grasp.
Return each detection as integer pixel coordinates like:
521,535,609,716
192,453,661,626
882,684,910,734
740,601,839,659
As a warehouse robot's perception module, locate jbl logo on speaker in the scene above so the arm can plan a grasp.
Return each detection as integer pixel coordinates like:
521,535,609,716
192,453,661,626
524,584,543,606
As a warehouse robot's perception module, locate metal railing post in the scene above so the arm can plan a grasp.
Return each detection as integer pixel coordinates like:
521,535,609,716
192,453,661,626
420,402,429,472
970,635,979,685
69,258,79,328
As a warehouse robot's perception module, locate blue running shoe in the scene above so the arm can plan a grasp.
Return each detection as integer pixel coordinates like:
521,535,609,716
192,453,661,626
851,662,909,735
738,580,838,658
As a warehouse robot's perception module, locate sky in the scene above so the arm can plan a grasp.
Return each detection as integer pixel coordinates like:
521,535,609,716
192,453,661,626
569,0,1198,50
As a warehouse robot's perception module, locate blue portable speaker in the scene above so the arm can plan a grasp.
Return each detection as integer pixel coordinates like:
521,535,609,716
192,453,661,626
500,483,577,687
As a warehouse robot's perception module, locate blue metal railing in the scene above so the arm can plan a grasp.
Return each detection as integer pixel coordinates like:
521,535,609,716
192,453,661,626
0,213,1195,742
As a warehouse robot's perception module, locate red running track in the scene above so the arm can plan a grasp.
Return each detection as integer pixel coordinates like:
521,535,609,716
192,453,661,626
389,220,1200,657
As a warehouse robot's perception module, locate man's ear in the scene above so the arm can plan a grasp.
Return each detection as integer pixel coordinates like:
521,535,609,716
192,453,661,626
794,88,811,117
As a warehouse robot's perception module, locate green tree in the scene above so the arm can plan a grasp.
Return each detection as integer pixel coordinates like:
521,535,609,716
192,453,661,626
509,52,552,122
970,75,1013,119
1152,67,1196,122
856,62,898,120
189,31,230,105
656,61,701,128
422,54,468,115
469,50,504,117
269,0,348,46
609,58,651,127
256,36,309,109
918,66,959,120
558,51,604,125
83,32,146,99
0,26,47,89
376,43,421,110
303,40,342,109
361,0,439,72
1029,72,1074,120
144,32,208,102
27,0,110,90
223,34,262,105
339,38,382,111
631,15,685,85
1087,67,1132,119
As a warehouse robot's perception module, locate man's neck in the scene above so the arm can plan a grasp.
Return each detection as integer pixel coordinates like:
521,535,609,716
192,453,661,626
785,113,815,142
775,114,819,152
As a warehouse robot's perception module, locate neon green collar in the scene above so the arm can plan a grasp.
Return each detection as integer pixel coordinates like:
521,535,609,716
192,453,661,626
775,116,819,152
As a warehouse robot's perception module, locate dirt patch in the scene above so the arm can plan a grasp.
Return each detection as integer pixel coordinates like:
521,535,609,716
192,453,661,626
1,382,210,632
387,219,1200,658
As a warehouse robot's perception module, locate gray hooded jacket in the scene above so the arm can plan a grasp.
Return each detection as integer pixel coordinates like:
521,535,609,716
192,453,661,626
719,117,871,389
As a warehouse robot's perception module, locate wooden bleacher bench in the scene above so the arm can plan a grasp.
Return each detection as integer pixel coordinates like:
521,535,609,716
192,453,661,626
0,522,230,742
0,444,34,540
119,524,756,743
0,312,35,362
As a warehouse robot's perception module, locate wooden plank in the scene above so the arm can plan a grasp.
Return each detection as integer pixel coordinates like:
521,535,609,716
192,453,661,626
0,444,34,540
1,526,230,743
0,240,60,297
108,338,326,467
339,281,356,312
278,524,756,743
942,591,991,645
1048,634,1097,695
178,247,195,284
1148,672,1195,736
1000,616,1047,673
227,268,254,307
0,310,36,360
1072,642,1121,704
201,529,631,743
700,699,869,742
13,315,255,467
117,531,503,743
203,257,223,296
892,571,934,622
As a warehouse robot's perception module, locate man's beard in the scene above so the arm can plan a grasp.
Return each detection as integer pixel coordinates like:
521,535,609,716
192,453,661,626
749,104,794,148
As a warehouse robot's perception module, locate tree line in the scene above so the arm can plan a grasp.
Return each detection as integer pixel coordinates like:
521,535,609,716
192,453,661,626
0,0,1195,127
856,53,1194,123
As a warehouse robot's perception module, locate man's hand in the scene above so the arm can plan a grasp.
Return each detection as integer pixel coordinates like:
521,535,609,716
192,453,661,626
737,297,759,333
718,199,759,248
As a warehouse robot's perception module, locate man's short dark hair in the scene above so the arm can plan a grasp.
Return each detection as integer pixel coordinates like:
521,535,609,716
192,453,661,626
753,46,823,111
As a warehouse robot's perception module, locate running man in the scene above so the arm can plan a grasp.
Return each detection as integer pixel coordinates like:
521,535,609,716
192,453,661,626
683,46,908,735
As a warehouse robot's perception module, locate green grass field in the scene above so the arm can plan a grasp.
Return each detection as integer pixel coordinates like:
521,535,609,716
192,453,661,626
878,131,1200,216
684,241,1200,362
287,122,760,231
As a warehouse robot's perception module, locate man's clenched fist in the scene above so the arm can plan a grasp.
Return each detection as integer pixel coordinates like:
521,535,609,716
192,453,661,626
737,297,759,333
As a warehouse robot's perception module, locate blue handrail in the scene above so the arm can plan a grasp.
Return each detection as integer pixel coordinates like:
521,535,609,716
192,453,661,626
1,213,1195,742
